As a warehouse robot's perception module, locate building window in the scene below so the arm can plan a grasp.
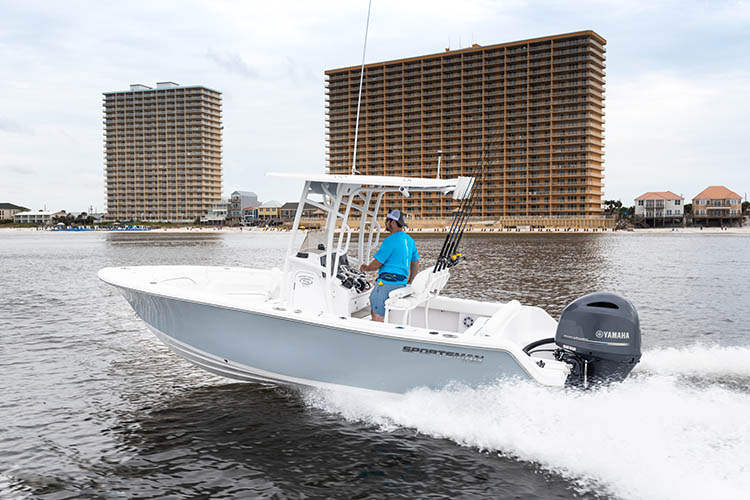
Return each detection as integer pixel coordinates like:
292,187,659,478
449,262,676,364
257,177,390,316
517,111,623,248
666,210,672,215
638,200,644,206
675,200,681,205
675,209,681,215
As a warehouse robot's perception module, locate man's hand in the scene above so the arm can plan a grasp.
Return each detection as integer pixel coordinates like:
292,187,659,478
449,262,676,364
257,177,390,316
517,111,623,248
360,258,382,273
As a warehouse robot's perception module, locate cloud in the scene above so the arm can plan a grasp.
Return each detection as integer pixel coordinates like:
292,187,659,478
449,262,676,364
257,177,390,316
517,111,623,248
0,163,37,179
698,0,750,25
0,118,32,134
11,166,36,175
206,51,261,79
1,0,749,210
606,69,750,201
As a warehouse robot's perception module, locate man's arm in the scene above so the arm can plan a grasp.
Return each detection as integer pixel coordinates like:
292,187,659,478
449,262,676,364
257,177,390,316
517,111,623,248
360,258,382,273
408,259,419,283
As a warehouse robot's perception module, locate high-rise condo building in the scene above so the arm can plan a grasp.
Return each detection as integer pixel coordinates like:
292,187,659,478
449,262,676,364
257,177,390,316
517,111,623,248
103,82,222,222
325,31,606,221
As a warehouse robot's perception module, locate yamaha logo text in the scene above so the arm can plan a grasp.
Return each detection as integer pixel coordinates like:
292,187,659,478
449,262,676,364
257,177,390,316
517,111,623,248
595,329,630,339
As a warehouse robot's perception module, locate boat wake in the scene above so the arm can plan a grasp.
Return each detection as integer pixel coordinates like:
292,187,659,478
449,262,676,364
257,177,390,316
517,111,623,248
303,344,750,500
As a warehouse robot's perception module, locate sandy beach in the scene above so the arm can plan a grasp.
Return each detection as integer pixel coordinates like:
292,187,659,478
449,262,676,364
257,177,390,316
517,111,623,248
2,226,749,235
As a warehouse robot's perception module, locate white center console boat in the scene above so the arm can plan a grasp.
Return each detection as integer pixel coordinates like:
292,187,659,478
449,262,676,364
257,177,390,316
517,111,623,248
99,173,641,394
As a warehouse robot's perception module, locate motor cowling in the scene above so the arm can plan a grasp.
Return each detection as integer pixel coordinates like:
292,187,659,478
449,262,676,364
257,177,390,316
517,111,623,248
554,292,641,386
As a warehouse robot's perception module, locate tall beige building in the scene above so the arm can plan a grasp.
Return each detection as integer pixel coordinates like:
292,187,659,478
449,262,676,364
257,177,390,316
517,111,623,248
103,82,222,222
325,31,606,220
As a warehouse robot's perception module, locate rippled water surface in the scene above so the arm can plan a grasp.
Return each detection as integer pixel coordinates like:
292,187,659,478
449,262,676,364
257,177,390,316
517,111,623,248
1,231,749,500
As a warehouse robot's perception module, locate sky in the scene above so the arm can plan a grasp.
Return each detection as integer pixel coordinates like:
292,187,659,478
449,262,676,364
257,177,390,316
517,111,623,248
1,0,748,213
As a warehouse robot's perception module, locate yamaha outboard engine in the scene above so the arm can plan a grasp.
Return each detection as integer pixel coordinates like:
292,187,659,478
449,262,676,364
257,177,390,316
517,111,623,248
554,292,641,387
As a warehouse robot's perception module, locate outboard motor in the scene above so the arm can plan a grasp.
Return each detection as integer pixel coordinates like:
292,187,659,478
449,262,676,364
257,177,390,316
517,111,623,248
554,292,641,387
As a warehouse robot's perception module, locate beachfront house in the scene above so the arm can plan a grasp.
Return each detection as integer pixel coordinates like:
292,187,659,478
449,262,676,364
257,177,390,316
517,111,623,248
228,190,259,224
201,199,229,225
242,206,259,223
258,200,282,220
634,191,684,227
692,186,743,227
1,203,28,221
279,202,325,221
13,210,67,225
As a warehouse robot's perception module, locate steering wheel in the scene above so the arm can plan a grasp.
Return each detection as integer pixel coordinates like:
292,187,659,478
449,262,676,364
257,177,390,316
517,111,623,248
341,264,366,279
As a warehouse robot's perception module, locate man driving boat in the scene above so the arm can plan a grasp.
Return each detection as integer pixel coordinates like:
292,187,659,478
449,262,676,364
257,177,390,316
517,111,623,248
360,209,420,322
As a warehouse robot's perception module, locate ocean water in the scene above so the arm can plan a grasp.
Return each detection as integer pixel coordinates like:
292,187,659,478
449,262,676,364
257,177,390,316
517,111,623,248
1,230,748,499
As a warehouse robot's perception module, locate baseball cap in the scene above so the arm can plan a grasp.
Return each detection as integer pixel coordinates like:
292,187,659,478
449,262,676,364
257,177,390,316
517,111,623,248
386,209,407,227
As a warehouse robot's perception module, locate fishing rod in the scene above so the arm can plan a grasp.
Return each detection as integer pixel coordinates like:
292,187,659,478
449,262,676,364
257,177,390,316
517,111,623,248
447,136,501,260
443,165,485,267
435,161,486,271
433,149,487,271
434,131,499,272
433,142,491,268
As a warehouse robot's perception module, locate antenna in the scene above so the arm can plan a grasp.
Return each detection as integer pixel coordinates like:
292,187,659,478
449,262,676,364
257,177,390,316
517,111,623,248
351,0,372,175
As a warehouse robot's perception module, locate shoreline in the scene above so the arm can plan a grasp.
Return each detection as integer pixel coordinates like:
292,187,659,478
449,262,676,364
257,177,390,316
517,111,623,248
2,226,749,235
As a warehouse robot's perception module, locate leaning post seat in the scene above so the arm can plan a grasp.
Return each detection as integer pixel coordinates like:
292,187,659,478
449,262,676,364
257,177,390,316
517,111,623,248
384,268,450,327
472,300,522,337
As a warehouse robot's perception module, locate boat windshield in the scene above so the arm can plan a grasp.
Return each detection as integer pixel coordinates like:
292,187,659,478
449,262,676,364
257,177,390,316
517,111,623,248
298,230,327,254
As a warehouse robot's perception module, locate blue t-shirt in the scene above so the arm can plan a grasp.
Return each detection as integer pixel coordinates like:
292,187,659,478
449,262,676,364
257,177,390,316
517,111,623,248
373,232,420,285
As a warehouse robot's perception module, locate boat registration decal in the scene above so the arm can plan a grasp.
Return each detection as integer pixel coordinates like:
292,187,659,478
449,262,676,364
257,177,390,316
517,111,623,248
402,346,484,363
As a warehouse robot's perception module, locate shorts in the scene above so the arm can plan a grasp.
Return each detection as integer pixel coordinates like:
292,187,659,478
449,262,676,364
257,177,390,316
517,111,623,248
369,281,405,316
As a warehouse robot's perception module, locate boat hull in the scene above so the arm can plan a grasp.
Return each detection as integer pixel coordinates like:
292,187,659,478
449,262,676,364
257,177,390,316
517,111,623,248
117,286,533,394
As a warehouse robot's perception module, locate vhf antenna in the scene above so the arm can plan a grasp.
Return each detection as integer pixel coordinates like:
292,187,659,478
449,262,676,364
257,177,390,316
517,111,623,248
351,0,372,175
